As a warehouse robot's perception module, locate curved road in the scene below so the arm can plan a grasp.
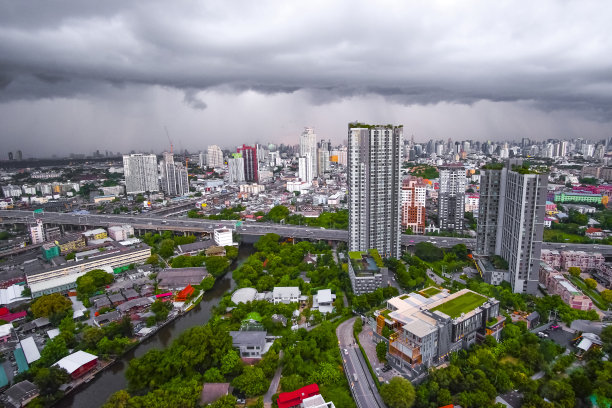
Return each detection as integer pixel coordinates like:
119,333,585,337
337,317,386,408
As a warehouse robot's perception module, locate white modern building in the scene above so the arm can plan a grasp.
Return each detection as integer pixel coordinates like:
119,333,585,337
214,228,233,247
272,287,302,304
298,155,313,183
206,145,224,168
228,154,245,183
108,225,134,242
160,152,189,196
29,220,45,244
299,127,317,180
348,123,402,258
123,154,159,194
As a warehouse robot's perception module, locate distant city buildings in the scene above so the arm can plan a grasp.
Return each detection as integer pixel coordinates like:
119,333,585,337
438,165,466,231
206,145,224,168
401,176,427,234
237,144,258,182
160,152,189,196
122,154,159,194
227,153,245,183
348,123,402,258
299,127,318,180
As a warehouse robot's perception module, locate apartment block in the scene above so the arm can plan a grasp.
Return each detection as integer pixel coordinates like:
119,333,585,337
123,154,159,194
438,165,466,231
539,263,593,311
477,160,548,294
374,288,502,369
55,234,86,255
348,123,402,258
401,176,427,234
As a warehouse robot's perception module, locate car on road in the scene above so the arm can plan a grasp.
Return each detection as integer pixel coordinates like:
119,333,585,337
353,373,358,382
344,349,348,355
550,325,560,331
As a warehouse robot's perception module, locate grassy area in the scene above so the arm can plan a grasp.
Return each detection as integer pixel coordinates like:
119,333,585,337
348,251,365,260
566,275,610,310
245,312,263,321
420,287,441,298
430,292,487,318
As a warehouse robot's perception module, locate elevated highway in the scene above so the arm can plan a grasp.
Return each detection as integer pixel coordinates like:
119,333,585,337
1,209,611,255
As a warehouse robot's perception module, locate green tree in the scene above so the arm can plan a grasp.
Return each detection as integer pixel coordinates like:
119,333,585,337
265,205,290,223
208,395,237,408
37,336,69,367
601,289,612,303
158,239,176,258
220,349,243,376
203,367,225,383
232,366,269,397
200,276,215,291
76,269,114,300
224,246,239,260
568,267,581,278
585,278,598,290
34,366,70,397
414,242,444,262
376,341,388,362
204,256,230,277
31,293,72,319
380,377,416,408
150,300,172,322
102,390,131,408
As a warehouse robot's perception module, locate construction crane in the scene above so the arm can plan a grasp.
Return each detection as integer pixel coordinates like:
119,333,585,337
164,126,173,153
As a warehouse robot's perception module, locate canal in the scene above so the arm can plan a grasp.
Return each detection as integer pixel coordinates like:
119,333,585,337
56,242,255,407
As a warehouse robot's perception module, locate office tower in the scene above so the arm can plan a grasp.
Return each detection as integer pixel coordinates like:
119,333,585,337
123,154,159,194
160,152,189,196
237,144,258,182
298,156,312,182
401,176,427,234
7,152,13,161
348,123,402,258
299,127,317,179
438,165,466,231
198,152,206,168
16,150,22,160
228,153,245,183
477,159,548,294
206,145,224,168
29,219,45,244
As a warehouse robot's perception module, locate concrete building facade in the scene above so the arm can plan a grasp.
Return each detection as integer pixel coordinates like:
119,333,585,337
401,176,427,234
123,154,159,194
348,123,402,258
438,165,466,231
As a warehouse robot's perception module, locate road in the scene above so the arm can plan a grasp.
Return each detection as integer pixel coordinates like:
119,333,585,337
264,350,284,408
336,317,386,408
1,209,611,254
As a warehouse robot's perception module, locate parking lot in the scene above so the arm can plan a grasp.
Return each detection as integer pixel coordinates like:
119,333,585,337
358,324,404,383
534,325,577,349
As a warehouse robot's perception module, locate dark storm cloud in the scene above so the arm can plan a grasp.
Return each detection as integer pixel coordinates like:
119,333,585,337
0,0,611,116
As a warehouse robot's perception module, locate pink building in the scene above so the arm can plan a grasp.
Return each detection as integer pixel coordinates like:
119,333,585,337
560,251,605,270
545,201,558,215
539,264,593,311
541,250,561,268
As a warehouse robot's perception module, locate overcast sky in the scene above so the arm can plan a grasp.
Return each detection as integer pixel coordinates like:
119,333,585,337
1,0,611,157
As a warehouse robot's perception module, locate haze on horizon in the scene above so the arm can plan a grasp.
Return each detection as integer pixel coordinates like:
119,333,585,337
1,0,611,157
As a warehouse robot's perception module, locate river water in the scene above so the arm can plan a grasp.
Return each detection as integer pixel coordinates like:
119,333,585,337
56,243,254,408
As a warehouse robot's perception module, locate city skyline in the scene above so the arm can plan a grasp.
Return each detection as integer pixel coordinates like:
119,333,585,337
1,2,612,156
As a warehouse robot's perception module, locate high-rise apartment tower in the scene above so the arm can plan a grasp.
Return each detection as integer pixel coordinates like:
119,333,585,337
123,154,159,194
348,123,402,258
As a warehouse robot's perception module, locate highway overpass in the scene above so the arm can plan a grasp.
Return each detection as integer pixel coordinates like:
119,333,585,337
1,209,611,256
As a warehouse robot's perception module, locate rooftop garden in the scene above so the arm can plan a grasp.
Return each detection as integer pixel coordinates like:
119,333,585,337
490,255,509,270
430,291,487,319
511,163,549,175
481,162,504,170
419,287,442,298
368,248,384,267
348,251,365,260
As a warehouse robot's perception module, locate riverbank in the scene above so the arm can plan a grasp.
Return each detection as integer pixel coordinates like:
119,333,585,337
54,243,254,408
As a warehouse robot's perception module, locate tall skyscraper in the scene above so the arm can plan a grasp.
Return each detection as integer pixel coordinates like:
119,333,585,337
438,165,466,231
123,154,159,194
198,151,206,168
317,139,331,174
237,144,258,182
348,123,402,258
160,152,189,196
206,145,224,168
401,176,427,234
228,153,245,183
299,127,317,179
477,159,548,294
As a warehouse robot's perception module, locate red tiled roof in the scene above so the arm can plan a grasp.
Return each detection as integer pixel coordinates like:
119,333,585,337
277,384,320,408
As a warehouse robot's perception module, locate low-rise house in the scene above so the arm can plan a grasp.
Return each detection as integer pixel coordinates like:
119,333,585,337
1,380,39,408
93,296,111,310
205,246,226,257
312,289,336,314
0,324,12,342
157,267,209,291
586,227,605,240
116,297,153,315
19,337,40,365
122,288,139,300
20,317,50,333
271,314,287,327
229,331,268,359
272,287,302,304
53,351,98,379
200,383,231,406
108,293,126,306
94,311,122,327
175,240,215,256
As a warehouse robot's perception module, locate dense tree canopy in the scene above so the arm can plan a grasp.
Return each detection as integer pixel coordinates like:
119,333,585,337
31,294,72,319
381,377,416,408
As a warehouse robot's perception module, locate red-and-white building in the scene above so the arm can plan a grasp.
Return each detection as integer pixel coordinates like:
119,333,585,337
464,194,480,213
53,351,98,379
401,176,427,234
277,384,334,408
